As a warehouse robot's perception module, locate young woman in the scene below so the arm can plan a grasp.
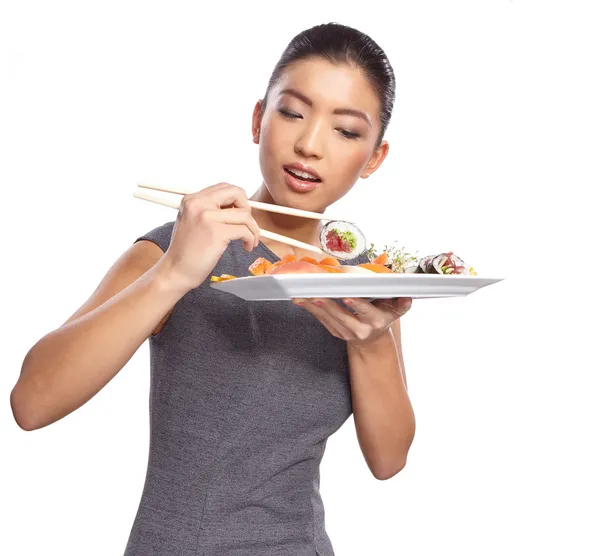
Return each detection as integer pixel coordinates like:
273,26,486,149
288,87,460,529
11,23,415,556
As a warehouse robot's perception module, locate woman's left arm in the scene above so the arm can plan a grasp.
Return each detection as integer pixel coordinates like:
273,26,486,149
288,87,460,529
347,317,415,480
293,297,416,480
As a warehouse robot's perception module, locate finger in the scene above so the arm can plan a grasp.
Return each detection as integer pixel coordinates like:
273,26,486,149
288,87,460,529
340,298,393,330
212,184,250,210
185,183,249,210
373,297,413,317
303,299,362,340
301,300,349,340
220,223,256,252
314,299,362,328
211,208,261,247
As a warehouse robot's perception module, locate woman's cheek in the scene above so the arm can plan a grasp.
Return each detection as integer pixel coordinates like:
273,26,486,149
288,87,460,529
258,125,279,176
336,148,370,184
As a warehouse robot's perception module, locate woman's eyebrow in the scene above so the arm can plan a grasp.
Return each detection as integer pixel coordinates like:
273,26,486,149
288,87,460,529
279,88,372,127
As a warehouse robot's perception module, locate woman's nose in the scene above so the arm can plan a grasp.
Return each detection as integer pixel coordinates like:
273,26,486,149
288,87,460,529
294,121,325,159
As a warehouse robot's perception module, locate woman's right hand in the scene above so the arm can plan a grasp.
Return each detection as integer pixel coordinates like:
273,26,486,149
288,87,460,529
162,183,261,292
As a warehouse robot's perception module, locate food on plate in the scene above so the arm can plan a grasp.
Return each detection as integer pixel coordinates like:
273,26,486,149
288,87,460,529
269,261,329,274
365,242,420,273
414,252,477,275
318,264,344,273
212,254,345,282
318,256,341,267
266,255,343,275
357,263,393,273
249,257,274,276
210,274,237,282
210,245,477,282
366,242,477,276
320,220,366,260
372,252,389,265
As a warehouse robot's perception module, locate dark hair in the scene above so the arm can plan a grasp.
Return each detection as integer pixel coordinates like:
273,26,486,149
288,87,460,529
260,23,396,147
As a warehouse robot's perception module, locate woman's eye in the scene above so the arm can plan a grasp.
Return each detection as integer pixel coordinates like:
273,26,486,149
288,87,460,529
278,110,359,139
338,129,360,140
278,109,301,120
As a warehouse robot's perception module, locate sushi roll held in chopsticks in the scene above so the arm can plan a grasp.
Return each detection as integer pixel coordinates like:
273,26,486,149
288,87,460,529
320,220,367,260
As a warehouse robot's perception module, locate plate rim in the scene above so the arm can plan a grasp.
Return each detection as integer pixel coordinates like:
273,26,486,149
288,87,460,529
211,273,505,284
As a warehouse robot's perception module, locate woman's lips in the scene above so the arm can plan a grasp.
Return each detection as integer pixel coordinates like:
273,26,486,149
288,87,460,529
283,167,321,193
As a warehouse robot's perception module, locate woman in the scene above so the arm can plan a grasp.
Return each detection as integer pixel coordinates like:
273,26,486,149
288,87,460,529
11,23,415,556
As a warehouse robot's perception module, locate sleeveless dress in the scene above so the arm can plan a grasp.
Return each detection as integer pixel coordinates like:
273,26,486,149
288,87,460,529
124,220,369,556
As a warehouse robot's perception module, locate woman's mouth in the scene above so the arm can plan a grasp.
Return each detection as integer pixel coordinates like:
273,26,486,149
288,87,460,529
283,166,322,193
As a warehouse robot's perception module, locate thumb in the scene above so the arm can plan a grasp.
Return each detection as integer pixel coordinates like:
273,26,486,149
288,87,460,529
396,297,412,311
373,297,412,317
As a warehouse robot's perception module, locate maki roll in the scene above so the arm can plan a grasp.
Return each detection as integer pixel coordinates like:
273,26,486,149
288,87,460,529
414,254,434,274
320,220,366,260
416,252,470,275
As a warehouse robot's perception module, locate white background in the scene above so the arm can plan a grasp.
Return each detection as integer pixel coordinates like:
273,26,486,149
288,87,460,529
1,1,598,555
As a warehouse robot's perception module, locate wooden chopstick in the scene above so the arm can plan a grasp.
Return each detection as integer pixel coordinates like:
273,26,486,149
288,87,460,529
133,188,328,255
136,183,351,223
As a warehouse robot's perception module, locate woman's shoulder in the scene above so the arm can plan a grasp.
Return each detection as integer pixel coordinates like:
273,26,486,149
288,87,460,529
133,220,176,254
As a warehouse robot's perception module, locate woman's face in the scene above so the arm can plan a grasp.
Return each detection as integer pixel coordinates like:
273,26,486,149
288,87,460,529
252,57,389,211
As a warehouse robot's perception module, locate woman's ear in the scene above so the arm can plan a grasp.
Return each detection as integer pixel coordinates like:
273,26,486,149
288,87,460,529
360,140,390,179
252,100,263,144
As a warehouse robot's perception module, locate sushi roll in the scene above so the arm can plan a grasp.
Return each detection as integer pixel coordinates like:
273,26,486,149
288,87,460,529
415,254,434,274
419,252,468,274
320,220,366,260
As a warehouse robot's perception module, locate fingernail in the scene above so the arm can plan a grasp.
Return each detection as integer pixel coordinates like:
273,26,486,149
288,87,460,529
314,300,323,306
343,299,353,305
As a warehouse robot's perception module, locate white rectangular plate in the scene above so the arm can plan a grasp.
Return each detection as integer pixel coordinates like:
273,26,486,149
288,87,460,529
210,274,504,301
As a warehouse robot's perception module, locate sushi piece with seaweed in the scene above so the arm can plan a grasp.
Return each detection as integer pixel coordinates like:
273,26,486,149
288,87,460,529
320,220,366,260
415,252,477,275
414,254,434,274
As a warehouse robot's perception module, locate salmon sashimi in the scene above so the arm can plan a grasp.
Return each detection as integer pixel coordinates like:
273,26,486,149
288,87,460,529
318,264,344,273
358,263,393,273
318,256,341,266
373,252,389,265
267,261,329,275
248,257,274,276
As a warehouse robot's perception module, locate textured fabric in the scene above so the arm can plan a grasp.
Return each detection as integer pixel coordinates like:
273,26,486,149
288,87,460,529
124,220,369,556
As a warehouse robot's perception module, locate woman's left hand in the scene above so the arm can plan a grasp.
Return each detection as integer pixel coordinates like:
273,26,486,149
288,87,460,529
292,297,412,346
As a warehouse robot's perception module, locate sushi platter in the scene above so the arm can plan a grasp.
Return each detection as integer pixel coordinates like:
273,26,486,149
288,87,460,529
210,249,504,301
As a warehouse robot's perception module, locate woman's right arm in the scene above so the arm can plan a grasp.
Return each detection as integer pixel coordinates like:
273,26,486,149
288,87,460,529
10,241,188,431
10,183,261,432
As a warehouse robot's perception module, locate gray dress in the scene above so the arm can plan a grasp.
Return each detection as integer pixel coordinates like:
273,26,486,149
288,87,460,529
124,220,369,556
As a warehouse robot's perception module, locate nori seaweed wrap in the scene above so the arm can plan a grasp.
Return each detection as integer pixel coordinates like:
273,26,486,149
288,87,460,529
416,252,468,274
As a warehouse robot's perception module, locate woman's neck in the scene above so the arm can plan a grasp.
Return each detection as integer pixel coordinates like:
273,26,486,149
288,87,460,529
249,183,324,254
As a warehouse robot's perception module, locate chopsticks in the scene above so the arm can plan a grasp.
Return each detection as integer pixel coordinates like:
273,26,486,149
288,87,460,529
133,184,331,255
136,183,350,222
